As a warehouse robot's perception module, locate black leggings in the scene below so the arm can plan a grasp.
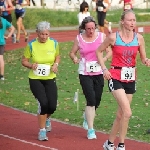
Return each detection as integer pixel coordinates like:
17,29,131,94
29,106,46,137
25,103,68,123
29,78,57,115
97,11,106,26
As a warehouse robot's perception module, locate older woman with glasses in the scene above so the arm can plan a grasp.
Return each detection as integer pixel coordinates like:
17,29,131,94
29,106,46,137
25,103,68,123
69,16,112,139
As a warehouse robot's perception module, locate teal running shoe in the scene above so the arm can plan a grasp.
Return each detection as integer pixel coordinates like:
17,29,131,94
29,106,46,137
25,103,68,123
87,129,97,139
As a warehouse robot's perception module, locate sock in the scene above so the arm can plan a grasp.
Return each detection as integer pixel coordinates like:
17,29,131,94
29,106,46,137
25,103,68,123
118,143,124,147
40,128,46,131
108,140,114,145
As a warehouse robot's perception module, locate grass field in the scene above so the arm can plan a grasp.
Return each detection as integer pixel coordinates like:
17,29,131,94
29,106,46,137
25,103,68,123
10,8,150,29
1,33,150,143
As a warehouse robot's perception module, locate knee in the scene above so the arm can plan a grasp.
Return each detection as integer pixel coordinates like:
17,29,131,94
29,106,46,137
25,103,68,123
48,106,56,114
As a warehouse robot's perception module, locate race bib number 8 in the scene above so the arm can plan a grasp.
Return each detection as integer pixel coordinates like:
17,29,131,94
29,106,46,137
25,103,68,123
121,67,135,81
33,64,50,76
86,61,101,73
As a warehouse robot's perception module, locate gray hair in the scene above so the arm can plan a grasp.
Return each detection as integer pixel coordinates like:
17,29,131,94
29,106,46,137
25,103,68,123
36,21,50,32
79,16,97,30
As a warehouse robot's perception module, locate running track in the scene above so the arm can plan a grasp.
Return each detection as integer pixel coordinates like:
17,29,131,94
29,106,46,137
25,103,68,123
1,27,150,150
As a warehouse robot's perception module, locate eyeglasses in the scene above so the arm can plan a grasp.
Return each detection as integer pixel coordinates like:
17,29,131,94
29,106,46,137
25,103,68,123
85,27,96,31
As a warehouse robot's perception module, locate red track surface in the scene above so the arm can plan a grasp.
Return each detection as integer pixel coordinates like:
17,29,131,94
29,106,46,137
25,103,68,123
1,27,150,150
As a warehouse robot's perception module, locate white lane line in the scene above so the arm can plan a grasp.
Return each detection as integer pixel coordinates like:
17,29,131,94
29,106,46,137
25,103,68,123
0,133,58,150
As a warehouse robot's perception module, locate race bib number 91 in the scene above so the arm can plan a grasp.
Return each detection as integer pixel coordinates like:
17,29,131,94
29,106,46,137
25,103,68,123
33,64,50,76
121,67,135,81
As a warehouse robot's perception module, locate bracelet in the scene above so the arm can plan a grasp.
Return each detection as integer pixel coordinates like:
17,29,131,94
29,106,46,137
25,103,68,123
102,68,107,73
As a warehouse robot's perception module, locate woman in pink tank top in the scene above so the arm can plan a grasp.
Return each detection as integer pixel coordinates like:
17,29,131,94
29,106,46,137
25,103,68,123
96,9,150,150
69,16,112,140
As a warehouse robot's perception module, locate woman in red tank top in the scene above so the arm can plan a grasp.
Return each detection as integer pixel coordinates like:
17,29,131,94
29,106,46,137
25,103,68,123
96,9,150,150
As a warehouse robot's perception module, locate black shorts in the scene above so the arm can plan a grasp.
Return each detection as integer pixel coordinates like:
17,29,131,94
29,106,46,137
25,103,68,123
2,14,12,23
29,78,58,115
108,79,136,94
0,45,5,55
79,74,104,108
15,11,25,20
97,11,106,26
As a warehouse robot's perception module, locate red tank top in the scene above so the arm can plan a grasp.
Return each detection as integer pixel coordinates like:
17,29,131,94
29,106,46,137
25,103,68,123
109,32,139,82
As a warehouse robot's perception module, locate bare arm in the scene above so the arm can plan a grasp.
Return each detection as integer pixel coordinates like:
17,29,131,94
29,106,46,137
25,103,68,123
5,25,15,39
6,0,15,11
21,56,38,70
69,37,79,64
138,34,150,66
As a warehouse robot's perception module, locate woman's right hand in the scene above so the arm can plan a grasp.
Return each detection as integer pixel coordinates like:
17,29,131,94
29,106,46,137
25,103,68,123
73,57,79,64
31,63,38,70
103,69,112,80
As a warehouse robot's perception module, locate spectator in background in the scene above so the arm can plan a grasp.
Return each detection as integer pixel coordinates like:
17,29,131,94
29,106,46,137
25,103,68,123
0,0,16,43
14,0,29,43
119,0,134,11
96,0,112,33
0,8,15,80
77,1,90,33
91,0,96,11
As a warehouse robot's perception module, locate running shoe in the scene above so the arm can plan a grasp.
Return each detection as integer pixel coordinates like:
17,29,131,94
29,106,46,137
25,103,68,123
83,119,88,130
116,145,125,150
38,129,48,141
83,112,88,130
25,32,29,42
0,75,4,80
87,129,97,139
46,118,51,132
103,140,115,150
12,33,16,43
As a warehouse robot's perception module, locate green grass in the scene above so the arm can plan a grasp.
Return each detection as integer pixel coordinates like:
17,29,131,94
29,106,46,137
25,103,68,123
10,8,150,29
1,34,150,143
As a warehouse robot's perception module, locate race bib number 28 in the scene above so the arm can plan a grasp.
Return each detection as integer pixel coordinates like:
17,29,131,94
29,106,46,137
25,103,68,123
33,64,50,76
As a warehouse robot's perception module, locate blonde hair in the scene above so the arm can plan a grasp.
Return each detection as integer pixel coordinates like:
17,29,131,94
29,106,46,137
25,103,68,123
119,9,135,29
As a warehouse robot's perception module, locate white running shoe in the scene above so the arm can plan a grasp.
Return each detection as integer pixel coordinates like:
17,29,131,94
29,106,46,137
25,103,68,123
116,145,125,150
103,140,115,150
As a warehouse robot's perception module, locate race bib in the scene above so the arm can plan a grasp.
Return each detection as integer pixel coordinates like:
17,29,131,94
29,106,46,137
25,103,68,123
33,64,50,76
121,67,135,81
16,4,22,10
86,61,101,73
124,4,131,10
98,6,103,11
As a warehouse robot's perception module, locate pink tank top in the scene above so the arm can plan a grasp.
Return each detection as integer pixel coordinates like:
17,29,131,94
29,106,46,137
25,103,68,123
109,32,139,82
77,32,104,76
